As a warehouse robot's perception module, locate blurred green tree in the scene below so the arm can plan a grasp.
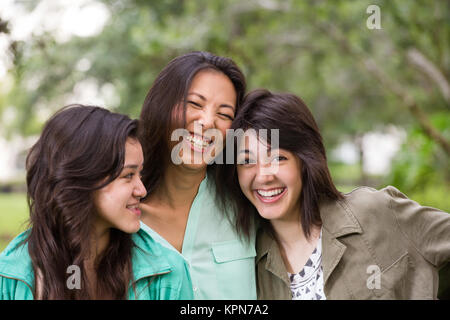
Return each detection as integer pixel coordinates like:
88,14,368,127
2,1,448,150
0,0,449,298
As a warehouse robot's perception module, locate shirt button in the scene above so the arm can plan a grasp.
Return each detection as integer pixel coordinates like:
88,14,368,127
193,286,198,292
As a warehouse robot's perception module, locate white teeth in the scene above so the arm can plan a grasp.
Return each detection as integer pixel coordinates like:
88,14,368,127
257,188,285,197
186,135,211,147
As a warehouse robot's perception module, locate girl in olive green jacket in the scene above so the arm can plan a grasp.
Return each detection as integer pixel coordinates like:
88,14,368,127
0,105,193,300
217,89,450,299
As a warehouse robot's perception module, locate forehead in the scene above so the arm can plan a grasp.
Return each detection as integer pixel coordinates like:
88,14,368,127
188,69,236,102
237,130,270,154
124,138,143,164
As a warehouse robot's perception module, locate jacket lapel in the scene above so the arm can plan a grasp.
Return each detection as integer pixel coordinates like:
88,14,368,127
256,228,290,288
320,198,362,287
265,240,290,287
321,227,346,285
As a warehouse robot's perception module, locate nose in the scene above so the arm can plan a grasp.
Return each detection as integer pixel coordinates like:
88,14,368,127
134,177,147,199
197,108,215,130
254,162,276,184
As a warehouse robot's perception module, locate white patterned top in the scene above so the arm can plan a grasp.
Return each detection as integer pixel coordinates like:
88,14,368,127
288,229,326,300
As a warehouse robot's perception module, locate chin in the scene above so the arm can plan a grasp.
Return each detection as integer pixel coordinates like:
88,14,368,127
256,208,276,220
257,206,286,221
181,161,208,171
119,223,141,234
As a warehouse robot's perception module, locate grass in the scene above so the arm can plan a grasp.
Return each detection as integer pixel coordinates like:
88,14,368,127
0,193,29,252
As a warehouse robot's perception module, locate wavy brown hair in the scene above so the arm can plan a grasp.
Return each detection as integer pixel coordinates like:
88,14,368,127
216,89,343,240
138,51,246,198
25,105,138,299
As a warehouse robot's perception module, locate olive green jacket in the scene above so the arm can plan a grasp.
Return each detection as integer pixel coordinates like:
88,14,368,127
256,186,450,300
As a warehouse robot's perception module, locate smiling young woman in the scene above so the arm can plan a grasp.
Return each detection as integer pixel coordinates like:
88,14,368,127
0,105,193,300
217,89,450,300
173,69,237,169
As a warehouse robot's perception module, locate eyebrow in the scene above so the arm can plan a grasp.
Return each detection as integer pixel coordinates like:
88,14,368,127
123,164,142,169
219,104,235,111
188,92,207,101
188,92,235,111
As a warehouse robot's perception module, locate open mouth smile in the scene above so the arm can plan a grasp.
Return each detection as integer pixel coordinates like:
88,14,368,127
254,187,287,203
185,133,213,152
126,203,141,216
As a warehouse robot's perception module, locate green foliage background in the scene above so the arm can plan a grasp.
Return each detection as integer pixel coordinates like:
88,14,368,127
0,0,448,298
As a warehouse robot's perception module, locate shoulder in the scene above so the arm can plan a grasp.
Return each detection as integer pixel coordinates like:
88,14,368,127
0,230,32,273
339,185,409,221
343,185,400,208
0,275,34,300
131,229,188,279
0,230,35,299
130,229,192,299
320,186,414,236
341,185,446,220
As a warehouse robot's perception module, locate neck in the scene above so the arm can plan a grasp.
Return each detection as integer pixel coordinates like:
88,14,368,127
87,225,110,268
154,163,207,209
270,212,320,250
270,218,306,249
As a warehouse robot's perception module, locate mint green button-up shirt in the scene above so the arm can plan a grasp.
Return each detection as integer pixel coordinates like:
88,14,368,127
140,174,257,300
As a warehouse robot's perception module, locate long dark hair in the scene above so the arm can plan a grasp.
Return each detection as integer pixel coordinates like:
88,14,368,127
26,105,138,299
138,51,246,197
216,89,343,240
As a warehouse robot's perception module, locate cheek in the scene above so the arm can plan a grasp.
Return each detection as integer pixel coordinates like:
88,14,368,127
95,190,117,217
94,188,111,213
215,121,232,138
284,170,302,197
95,185,128,212
237,169,252,195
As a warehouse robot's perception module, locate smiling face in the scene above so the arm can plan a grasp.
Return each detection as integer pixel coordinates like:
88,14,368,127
174,68,237,170
236,130,303,222
93,138,146,234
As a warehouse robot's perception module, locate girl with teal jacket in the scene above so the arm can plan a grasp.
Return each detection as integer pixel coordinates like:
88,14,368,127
0,105,193,300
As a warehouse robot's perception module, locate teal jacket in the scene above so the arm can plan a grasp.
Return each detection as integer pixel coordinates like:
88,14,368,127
0,229,194,300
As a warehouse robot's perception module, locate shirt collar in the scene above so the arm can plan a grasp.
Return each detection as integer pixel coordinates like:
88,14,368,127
319,198,362,237
131,229,173,281
256,197,362,285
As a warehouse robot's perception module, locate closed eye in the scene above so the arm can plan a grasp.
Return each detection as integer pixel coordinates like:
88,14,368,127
218,113,234,120
187,101,203,108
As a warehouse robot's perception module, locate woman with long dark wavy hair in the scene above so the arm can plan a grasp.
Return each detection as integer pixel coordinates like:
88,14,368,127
216,89,450,299
0,105,193,300
138,51,257,299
